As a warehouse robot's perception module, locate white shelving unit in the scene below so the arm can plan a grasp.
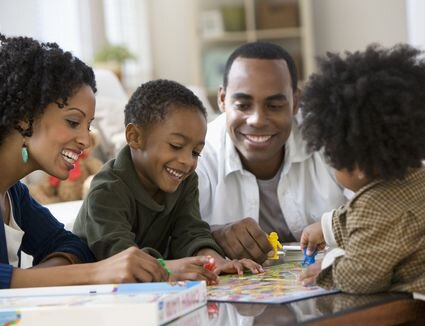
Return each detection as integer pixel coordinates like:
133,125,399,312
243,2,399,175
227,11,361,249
194,0,315,103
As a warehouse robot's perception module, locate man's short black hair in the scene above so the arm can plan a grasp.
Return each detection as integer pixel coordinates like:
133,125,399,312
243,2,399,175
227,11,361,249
301,43,425,180
223,41,298,91
0,34,96,144
124,79,207,127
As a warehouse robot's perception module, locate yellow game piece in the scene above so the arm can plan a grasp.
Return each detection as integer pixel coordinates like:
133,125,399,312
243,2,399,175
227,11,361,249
267,232,283,260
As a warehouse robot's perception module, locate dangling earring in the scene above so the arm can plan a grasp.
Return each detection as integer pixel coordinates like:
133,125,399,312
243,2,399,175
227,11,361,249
21,142,29,163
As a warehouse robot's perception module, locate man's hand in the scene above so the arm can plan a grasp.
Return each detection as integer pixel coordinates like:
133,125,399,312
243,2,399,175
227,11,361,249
211,218,272,264
300,222,326,255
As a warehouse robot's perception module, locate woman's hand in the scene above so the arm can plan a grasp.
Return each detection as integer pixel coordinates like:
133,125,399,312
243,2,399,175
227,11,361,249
92,247,169,283
11,247,169,288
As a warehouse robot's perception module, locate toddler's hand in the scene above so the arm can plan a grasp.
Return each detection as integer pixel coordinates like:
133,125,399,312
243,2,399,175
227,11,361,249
298,260,322,286
300,222,326,255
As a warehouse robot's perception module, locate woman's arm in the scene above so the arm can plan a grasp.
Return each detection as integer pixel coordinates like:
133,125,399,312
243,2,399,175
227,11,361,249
10,247,169,288
14,182,94,263
31,252,81,268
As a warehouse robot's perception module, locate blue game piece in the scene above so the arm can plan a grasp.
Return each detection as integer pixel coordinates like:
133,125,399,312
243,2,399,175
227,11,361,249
302,248,318,267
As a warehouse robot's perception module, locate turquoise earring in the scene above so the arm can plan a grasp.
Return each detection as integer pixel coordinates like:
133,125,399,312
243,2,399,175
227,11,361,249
21,143,29,163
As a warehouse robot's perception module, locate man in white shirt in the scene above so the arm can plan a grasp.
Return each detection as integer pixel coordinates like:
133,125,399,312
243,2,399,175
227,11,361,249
196,42,347,263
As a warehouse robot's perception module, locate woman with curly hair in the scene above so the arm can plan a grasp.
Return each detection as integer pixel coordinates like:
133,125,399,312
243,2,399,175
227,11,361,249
0,34,168,288
298,44,425,294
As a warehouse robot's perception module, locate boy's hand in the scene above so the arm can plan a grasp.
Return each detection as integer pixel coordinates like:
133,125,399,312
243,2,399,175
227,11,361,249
166,256,219,284
298,260,322,286
211,218,272,264
214,258,264,276
300,222,326,255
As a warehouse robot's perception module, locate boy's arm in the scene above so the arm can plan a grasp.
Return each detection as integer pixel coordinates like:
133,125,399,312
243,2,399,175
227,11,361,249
72,186,139,260
168,173,224,258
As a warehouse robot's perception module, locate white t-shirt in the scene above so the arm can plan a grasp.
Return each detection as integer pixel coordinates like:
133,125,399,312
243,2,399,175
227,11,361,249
257,164,296,242
196,113,348,240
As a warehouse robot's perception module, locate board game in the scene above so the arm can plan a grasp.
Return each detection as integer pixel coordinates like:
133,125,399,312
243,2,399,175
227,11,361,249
0,281,206,326
207,262,337,304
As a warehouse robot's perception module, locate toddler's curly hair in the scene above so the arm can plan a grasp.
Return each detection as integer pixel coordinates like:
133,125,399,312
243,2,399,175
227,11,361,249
301,44,425,180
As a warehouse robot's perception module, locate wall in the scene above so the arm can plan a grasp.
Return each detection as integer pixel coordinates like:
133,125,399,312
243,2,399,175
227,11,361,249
406,0,425,49
0,0,103,62
0,0,42,38
149,0,200,86
148,0,409,85
1,0,414,86
312,0,407,59
102,0,153,90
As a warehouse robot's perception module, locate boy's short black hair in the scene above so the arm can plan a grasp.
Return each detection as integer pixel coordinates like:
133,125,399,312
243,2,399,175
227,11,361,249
0,34,96,144
301,43,425,180
124,79,207,127
223,41,298,91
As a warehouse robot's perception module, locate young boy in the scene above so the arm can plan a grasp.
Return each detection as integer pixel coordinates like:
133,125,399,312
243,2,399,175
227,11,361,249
73,79,262,283
298,44,425,294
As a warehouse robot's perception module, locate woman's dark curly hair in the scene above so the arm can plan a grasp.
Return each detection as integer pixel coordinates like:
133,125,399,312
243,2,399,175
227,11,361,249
0,34,96,145
124,79,206,127
301,44,425,181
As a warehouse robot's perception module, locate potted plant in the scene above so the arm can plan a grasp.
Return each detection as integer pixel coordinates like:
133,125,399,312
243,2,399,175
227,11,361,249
93,44,136,80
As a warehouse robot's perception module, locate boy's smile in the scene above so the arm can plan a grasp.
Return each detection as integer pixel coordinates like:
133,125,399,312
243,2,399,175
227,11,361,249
165,167,185,180
128,105,207,200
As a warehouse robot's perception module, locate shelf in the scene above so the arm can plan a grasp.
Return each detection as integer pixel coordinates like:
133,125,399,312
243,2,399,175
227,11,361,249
256,27,302,40
201,27,302,45
195,0,315,92
201,31,248,44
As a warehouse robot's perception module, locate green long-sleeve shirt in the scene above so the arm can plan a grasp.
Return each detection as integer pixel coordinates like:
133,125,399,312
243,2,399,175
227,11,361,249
73,145,223,260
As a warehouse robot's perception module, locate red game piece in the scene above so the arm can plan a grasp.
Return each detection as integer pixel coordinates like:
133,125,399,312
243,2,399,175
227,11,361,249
203,256,216,271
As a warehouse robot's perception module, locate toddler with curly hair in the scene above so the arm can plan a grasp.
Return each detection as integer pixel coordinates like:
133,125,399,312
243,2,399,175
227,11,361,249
299,44,425,294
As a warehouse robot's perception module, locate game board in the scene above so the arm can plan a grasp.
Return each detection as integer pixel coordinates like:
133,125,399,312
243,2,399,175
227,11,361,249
207,262,338,304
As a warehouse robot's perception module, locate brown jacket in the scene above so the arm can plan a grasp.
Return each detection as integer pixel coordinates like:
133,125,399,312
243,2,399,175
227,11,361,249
317,167,425,294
